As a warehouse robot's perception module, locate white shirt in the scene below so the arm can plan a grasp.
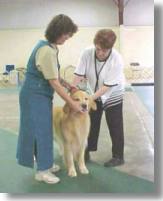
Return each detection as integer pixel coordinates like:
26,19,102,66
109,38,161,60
74,46,125,108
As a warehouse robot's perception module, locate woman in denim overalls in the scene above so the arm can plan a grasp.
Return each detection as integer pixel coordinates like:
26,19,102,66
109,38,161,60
17,14,83,184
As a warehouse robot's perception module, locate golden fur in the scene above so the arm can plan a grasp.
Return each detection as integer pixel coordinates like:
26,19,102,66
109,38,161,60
53,90,96,177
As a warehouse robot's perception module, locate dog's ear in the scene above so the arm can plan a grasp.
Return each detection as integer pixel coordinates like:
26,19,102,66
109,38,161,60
63,103,70,114
89,98,97,111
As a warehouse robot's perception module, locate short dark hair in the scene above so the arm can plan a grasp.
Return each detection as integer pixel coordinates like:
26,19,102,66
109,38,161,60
94,29,117,49
45,14,78,43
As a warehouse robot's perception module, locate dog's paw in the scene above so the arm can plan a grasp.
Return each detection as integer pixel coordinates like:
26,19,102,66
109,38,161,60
79,167,89,174
68,169,77,177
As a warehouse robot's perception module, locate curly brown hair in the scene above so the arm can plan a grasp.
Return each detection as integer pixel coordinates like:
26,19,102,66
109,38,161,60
94,29,117,49
45,14,78,43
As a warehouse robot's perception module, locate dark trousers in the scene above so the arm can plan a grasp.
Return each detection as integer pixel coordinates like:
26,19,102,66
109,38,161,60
87,100,124,159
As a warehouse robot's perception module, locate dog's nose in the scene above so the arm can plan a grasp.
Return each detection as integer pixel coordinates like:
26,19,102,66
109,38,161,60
81,104,87,109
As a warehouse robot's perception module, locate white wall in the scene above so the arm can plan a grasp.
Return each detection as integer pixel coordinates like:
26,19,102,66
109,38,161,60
0,0,154,29
124,0,154,26
0,0,118,28
120,25,154,67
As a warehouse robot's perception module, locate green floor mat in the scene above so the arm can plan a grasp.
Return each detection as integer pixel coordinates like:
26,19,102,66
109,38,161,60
0,86,20,93
0,128,154,193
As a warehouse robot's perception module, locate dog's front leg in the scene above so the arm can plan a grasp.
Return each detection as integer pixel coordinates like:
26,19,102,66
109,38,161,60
64,144,77,177
78,146,89,174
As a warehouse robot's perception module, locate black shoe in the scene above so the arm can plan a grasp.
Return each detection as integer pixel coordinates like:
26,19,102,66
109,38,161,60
84,149,90,162
104,158,124,167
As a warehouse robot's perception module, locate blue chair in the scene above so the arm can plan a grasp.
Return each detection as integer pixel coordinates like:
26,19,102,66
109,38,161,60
2,65,15,84
5,65,15,73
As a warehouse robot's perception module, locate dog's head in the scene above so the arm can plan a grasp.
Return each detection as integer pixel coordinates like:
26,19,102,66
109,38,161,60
63,90,97,114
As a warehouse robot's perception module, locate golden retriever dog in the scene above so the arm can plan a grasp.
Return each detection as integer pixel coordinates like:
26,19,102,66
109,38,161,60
53,90,96,177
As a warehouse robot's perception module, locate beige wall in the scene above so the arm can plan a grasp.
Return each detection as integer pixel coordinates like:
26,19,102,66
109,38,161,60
0,29,44,72
0,26,154,73
58,27,120,68
0,27,119,72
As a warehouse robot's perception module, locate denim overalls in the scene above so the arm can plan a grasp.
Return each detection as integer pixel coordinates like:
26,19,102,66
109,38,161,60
17,40,57,170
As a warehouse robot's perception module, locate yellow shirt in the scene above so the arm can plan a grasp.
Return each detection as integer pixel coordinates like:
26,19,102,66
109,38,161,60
35,45,59,80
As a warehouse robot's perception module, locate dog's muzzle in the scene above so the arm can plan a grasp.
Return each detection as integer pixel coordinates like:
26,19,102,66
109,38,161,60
81,104,88,112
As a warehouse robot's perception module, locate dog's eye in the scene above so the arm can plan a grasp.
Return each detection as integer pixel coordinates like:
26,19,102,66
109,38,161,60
74,98,80,101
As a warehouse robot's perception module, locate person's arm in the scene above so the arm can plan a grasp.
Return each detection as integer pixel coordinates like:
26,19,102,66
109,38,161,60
73,50,87,86
92,85,110,100
73,74,110,101
73,75,110,100
49,79,83,113
72,74,85,86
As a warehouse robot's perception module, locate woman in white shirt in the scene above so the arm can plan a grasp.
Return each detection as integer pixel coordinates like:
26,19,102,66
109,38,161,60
73,29,125,167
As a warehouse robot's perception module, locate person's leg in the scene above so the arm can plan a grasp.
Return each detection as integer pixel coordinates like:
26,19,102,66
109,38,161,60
104,102,124,167
32,95,54,171
31,94,60,184
85,100,103,161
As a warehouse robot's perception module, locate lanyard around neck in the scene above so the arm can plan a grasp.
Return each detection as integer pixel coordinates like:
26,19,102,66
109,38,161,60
94,49,112,92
